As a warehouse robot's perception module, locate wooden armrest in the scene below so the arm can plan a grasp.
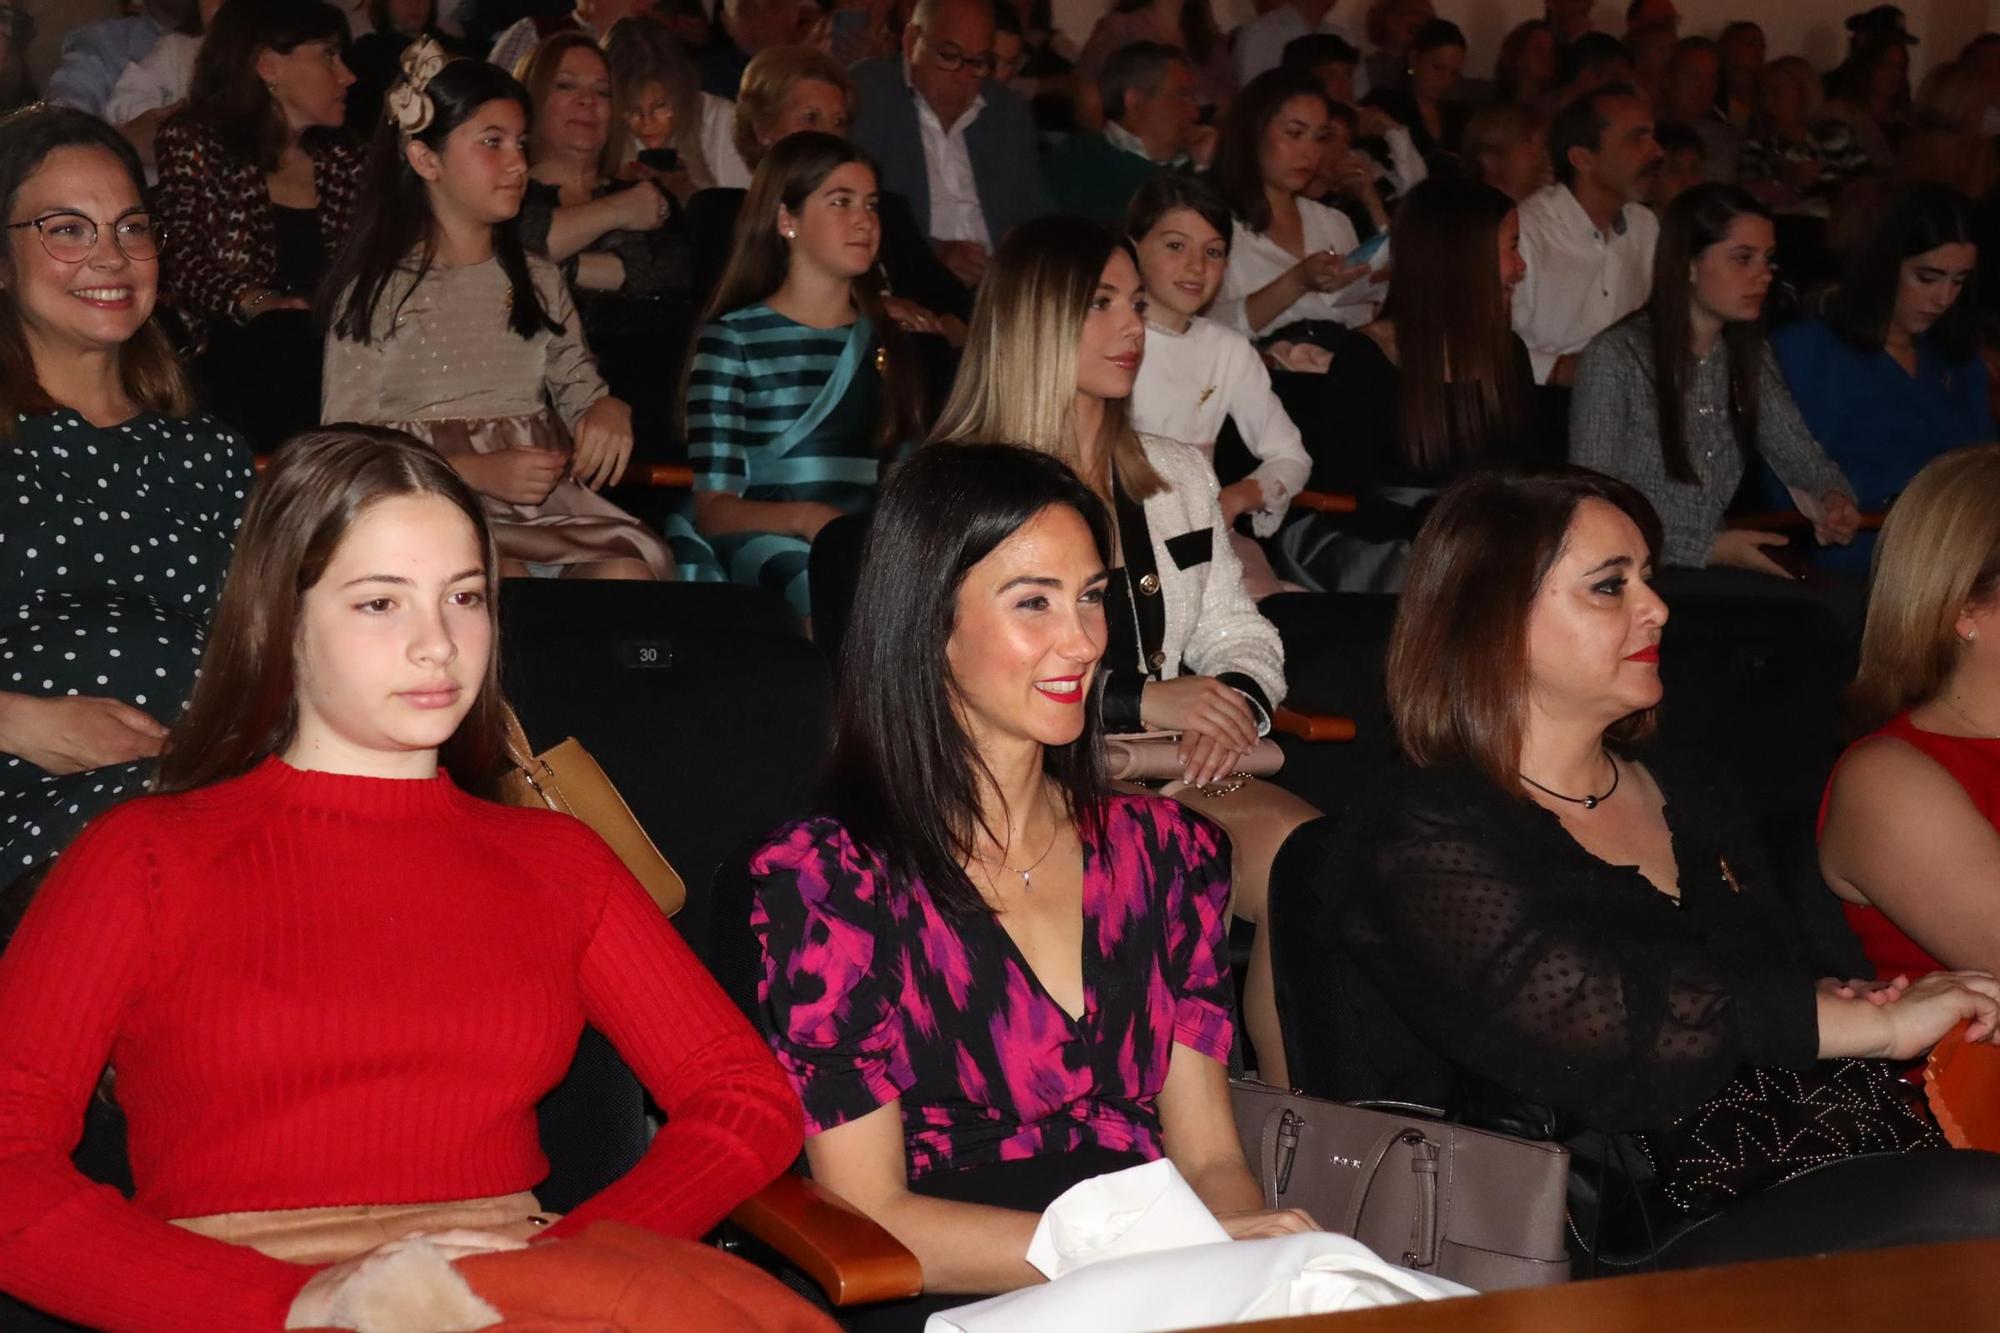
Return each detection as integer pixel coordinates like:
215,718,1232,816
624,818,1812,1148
639,463,695,488
1725,509,1885,533
727,1174,923,1307
252,456,701,488
1291,490,1357,515
1272,708,1356,742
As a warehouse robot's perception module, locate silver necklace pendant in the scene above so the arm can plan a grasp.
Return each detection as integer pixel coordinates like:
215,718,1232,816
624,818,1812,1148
1583,794,1599,810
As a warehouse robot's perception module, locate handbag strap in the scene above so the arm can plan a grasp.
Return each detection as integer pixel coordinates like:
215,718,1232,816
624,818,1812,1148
499,703,537,774
1341,1124,1438,1262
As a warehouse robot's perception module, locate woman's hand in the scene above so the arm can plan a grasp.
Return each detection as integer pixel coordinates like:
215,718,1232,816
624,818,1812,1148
1881,971,2000,1055
614,180,670,232
881,294,945,337
0,694,168,775
285,1229,527,1329
571,397,635,491
1140,676,1260,787
1819,970,2000,1061
453,448,568,507
1217,478,1265,528
1295,249,1365,296
1812,492,1862,546
1213,1207,1320,1240
790,501,847,542
1708,527,1797,578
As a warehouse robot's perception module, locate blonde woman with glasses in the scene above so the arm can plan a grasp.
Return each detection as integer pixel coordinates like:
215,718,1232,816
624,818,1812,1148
932,214,1317,1086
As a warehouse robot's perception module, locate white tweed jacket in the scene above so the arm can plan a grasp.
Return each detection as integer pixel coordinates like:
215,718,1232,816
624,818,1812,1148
1106,434,1288,733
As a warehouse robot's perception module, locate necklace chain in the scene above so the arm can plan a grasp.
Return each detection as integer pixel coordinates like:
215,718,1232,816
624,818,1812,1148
1940,694,2000,740
1520,751,1621,810
971,788,1061,893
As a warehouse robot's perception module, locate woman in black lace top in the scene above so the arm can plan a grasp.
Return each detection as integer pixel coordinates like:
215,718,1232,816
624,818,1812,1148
1322,468,2000,1269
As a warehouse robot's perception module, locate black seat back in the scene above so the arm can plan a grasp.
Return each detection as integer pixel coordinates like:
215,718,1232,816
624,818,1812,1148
805,511,871,671
499,579,833,969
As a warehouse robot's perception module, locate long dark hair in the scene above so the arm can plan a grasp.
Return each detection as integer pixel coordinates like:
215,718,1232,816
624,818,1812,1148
1385,178,1528,474
1647,184,1770,484
1215,68,1329,234
323,56,561,344
185,0,350,173
822,443,1112,918
1827,181,1980,363
156,427,507,798
1390,468,1663,794
692,131,922,450
1110,0,1220,69
0,108,194,436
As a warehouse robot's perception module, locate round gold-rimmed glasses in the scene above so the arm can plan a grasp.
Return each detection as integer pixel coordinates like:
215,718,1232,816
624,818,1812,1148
3,210,162,264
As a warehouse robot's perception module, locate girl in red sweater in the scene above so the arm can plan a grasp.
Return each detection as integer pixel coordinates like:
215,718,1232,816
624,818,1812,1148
0,430,813,1330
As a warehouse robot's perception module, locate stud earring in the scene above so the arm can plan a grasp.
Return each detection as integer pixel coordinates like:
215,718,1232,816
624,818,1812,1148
785,228,796,239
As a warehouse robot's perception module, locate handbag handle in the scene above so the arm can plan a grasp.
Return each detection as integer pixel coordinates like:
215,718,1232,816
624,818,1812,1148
500,703,537,773
1342,1125,1441,1270
1256,1105,1296,1203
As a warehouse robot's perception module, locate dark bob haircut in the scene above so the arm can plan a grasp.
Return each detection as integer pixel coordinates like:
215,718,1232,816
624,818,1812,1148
1124,171,1233,256
1387,468,1665,795
1828,181,1980,363
186,0,349,173
821,442,1113,918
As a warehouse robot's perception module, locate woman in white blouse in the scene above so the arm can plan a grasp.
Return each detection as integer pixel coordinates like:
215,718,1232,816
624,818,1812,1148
1210,68,1387,342
1126,173,1308,599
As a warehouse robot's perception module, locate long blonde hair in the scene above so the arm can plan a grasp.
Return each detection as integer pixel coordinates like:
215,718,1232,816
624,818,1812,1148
1851,443,2000,730
931,216,1163,499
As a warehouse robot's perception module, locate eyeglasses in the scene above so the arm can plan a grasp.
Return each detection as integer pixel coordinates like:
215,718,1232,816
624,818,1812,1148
4,210,161,264
928,42,996,77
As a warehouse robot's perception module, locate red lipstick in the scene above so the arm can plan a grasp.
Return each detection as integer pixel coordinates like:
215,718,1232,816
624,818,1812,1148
1624,645,1660,663
1034,675,1085,705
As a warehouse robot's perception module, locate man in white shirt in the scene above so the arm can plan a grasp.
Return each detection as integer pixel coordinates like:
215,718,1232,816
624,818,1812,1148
849,0,1051,290
1233,0,1365,95
1512,84,1662,385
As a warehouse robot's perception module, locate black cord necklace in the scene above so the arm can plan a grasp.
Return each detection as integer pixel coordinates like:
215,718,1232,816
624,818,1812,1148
1521,751,1621,810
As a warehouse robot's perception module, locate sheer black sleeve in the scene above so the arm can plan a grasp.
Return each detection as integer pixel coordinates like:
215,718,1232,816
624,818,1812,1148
1331,767,1819,1131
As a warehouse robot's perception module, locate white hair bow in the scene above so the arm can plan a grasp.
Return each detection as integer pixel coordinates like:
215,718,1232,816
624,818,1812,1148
386,35,450,136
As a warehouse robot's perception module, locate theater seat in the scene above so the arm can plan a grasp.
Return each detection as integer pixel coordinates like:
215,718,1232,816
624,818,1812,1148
498,579,831,970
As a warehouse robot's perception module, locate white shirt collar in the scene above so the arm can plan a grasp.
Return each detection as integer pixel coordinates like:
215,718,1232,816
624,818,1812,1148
1103,119,1184,166
902,58,986,135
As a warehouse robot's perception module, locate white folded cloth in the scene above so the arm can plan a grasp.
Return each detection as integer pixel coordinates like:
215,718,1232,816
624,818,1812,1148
931,1160,1470,1332
1025,1159,1229,1280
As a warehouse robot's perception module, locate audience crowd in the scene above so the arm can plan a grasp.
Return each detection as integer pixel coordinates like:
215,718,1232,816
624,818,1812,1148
5,0,2000,1327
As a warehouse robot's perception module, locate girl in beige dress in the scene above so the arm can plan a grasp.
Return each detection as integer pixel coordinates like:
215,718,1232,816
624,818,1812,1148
321,40,673,580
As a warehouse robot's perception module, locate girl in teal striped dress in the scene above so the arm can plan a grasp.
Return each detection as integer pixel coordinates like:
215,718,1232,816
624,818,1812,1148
678,132,921,620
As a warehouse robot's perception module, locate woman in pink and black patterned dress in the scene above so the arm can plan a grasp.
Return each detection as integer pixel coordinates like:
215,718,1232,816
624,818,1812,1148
749,444,1313,1331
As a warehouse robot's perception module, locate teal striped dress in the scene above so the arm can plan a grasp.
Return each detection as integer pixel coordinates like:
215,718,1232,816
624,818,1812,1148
678,304,883,618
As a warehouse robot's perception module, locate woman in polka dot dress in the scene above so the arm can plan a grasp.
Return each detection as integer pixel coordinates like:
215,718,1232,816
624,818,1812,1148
0,110,250,911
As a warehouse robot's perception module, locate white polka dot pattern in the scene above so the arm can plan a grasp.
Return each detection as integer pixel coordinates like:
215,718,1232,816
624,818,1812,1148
1,411,250,878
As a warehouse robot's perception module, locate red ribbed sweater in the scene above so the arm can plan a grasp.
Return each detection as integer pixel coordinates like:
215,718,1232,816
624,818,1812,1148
0,758,804,1332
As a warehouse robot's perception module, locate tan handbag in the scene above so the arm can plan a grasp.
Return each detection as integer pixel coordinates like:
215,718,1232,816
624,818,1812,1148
497,706,687,917
1106,731,1285,784
1230,1079,1571,1292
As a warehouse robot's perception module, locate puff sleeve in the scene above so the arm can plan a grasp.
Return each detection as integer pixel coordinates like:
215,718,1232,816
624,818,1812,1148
750,818,914,1134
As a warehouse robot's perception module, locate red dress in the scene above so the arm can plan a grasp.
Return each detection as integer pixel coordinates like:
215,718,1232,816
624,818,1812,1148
1819,712,2000,979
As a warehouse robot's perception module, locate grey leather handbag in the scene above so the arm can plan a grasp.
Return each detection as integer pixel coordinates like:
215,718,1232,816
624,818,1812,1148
1230,1079,1572,1292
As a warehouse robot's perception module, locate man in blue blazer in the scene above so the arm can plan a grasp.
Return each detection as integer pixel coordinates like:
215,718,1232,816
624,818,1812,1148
848,0,1053,291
